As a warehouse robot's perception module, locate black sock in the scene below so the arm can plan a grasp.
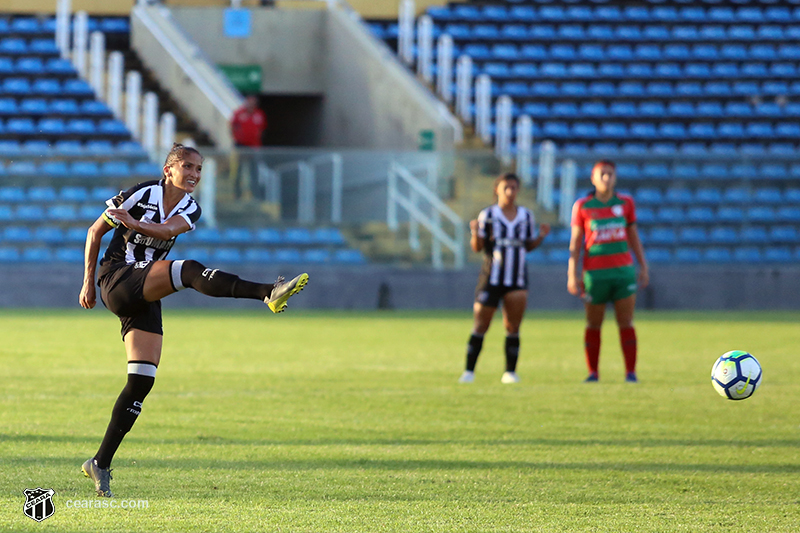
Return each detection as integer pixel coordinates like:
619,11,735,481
505,335,520,372
465,333,484,372
94,361,156,469
175,259,273,300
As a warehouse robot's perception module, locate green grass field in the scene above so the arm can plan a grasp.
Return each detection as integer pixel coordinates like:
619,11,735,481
2,309,799,532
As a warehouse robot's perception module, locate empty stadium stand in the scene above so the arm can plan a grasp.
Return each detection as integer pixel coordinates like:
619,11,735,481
366,0,800,265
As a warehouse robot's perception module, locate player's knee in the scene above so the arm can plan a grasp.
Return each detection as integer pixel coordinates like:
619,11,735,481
174,259,206,290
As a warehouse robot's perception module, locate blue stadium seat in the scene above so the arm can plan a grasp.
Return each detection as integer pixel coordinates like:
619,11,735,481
520,44,547,60
85,140,114,154
99,161,130,177
0,97,17,113
81,100,111,116
28,186,57,202
769,226,799,244
0,186,25,203
49,205,77,221
760,164,786,180
651,142,677,155
694,187,722,205
34,227,64,243
8,160,37,176
786,188,800,203
116,141,146,155
747,207,775,223
60,186,89,202
11,17,41,33
41,161,69,178
99,119,128,136
635,207,655,224
254,228,283,244
312,228,345,245
71,160,100,177
192,228,222,244
648,227,676,245
6,117,34,135
723,187,751,204
303,248,332,263
675,247,702,263
32,78,60,95
39,118,65,135
211,248,243,263
473,25,500,41
243,249,273,263
67,118,96,135
646,248,672,264
660,123,687,139
642,162,668,178
643,25,669,40
0,38,27,54
686,207,715,223
45,58,75,74
221,227,253,243
657,207,683,223
777,207,800,222
717,206,745,222
16,205,45,221
734,247,762,263
616,162,639,179
741,226,769,243
622,142,648,154
54,248,84,263
273,248,303,263
91,187,116,202
703,248,733,263
50,99,79,115
500,25,528,41
679,227,708,244
22,247,53,262
689,123,716,139
709,226,738,244
133,161,161,177
635,188,662,206
704,82,731,96
763,247,793,263
334,249,367,265
0,247,20,262
284,227,313,244
664,44,690,60
666,187,694,204
29,39,58,55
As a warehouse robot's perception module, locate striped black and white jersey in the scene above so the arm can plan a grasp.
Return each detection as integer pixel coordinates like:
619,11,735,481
476,204,536,288
99,179,201,269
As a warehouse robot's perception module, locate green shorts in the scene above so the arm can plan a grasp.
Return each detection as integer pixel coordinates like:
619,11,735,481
583,266,637,305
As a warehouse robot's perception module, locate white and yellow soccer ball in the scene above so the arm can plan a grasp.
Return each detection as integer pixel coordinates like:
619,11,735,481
711,350,762,400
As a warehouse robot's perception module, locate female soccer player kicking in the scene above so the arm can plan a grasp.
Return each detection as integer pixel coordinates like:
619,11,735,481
459,173,550,384
568,160,648,383
79,144,308,497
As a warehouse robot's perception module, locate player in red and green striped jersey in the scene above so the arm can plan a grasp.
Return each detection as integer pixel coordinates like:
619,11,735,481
567,160,649,383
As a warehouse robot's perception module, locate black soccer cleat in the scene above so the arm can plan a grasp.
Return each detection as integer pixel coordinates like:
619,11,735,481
82,458,114,498
265,273,309,313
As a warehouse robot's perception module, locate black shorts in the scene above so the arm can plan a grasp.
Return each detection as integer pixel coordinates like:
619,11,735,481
474,276,527,308
98,261,163,340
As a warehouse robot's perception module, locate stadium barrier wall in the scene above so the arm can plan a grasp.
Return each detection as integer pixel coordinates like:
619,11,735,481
2,264,799,310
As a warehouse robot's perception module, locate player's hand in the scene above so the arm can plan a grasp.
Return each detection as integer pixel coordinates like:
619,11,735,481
469,219,479,234
106,209,139,231
567,275,582,296
539,223,551,238
638,265,650,289
79,282,96,309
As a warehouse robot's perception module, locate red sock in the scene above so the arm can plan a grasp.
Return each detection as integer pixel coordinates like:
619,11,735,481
620,326,637,374
584,328,600,375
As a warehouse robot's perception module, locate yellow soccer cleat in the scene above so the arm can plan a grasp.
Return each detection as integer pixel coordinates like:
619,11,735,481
265,273,309,313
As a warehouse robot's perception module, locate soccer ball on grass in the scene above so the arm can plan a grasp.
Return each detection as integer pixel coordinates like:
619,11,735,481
711,350,762,401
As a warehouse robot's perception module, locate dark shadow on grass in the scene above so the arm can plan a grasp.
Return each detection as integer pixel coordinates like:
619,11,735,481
3,433,799,449
5,453,800,475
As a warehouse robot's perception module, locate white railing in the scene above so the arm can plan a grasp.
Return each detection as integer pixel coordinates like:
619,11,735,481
416,14,433,84
89,31,105,97
494,95,513,166
474,74,492,144
73,11,88,77
387,161,464,270
537,140,557,211
259,154,344,225
516,115,534,187
436,34,453,104
455,55,472,125
559,159,577,226
397,0,414,66
107,51,124,118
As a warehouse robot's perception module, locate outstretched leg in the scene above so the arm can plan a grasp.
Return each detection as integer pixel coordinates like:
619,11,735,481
142,259,308,312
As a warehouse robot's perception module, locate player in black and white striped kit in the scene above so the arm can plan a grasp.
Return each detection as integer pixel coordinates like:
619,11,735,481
78,144,308,497
459,173,550,384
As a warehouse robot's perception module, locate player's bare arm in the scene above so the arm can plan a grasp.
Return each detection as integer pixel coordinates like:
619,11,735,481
106,208,191,241
80,216,114,309
469,219,484,253
626,224,649,288
567,225,583,296
525,223,551,251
